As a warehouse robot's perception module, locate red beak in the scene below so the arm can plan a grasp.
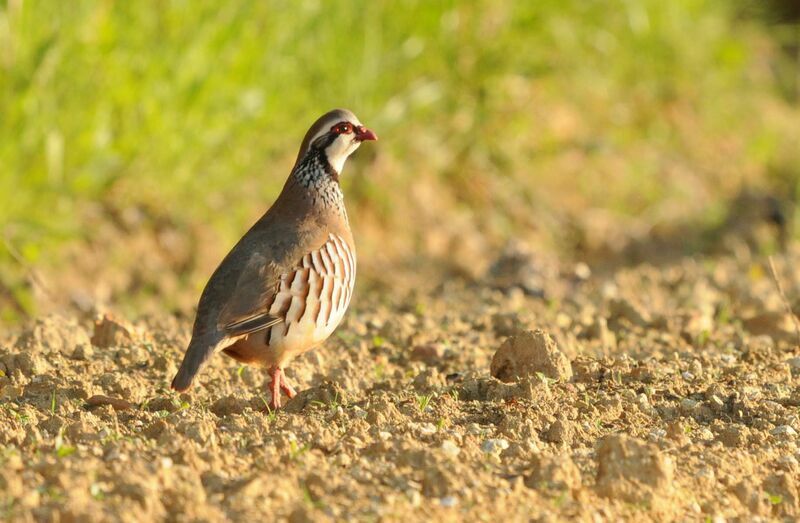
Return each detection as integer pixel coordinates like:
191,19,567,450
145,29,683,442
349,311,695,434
355,126,378,141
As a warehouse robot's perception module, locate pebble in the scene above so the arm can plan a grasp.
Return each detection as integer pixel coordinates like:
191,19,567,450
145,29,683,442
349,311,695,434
441,440,461,458
637,393,650,408
573,262,591,280
439,496,458,508
481,438,510,453
86,395,134,411
680,398,700,414
466,423,484,436
411,423,437,436
771,425,798,438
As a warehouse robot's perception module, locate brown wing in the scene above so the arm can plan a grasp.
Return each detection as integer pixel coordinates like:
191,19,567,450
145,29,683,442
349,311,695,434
172,225,310,392
216,252,284,337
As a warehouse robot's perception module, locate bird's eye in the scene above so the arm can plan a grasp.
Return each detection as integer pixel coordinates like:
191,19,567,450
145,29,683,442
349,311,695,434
334,123,353,134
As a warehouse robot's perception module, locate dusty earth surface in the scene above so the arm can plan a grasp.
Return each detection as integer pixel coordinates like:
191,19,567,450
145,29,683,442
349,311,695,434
2,241,800,522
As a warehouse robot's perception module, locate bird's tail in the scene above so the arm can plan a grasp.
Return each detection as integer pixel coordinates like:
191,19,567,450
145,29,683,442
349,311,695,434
170,336,221,392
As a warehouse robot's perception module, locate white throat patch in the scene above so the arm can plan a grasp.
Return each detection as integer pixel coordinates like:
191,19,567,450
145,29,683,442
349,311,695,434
325,136,361,174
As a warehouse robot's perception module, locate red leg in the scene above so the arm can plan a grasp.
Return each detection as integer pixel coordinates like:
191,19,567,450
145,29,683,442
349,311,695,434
280,372,297,398
269,367,282,409
268,367,296,409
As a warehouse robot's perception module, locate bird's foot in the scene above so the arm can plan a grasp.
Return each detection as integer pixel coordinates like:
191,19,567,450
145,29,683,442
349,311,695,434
268,367,296,409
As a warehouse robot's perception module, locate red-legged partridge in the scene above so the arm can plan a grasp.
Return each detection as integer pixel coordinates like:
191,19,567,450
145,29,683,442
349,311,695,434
171,109,377,408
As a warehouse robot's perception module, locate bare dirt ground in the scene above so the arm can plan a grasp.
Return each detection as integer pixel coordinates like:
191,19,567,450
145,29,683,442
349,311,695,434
2,242,800,522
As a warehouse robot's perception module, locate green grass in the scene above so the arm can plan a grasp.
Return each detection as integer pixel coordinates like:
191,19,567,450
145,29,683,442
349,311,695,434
1,0,799,321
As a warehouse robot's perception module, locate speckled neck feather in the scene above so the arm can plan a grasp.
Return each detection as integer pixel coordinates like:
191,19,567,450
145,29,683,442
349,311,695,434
289,148,347,218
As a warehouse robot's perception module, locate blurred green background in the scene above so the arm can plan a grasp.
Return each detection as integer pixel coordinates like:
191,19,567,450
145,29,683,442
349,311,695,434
1,0,799,323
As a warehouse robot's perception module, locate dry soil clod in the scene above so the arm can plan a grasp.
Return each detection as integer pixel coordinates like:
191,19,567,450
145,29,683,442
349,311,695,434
490,329,573,383
85,394,135,411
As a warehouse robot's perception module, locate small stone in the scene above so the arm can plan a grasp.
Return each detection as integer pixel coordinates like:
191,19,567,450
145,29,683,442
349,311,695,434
771,425,798,438
439,496,458,508
718,425,750,448
466,423,484,436
680,398,700,414
481,438,510,453
573,262,591,280
681,371,695,381
491,329,573,383
543,418,572,444
411,422,437,436
85,395,134,411
441,440,461,459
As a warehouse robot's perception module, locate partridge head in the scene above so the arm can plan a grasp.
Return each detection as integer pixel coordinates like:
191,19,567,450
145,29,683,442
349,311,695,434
171,109,377,408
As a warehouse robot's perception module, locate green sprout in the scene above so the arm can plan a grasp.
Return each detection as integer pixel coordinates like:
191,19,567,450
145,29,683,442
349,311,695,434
416,394,433,413
289,440,310,461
